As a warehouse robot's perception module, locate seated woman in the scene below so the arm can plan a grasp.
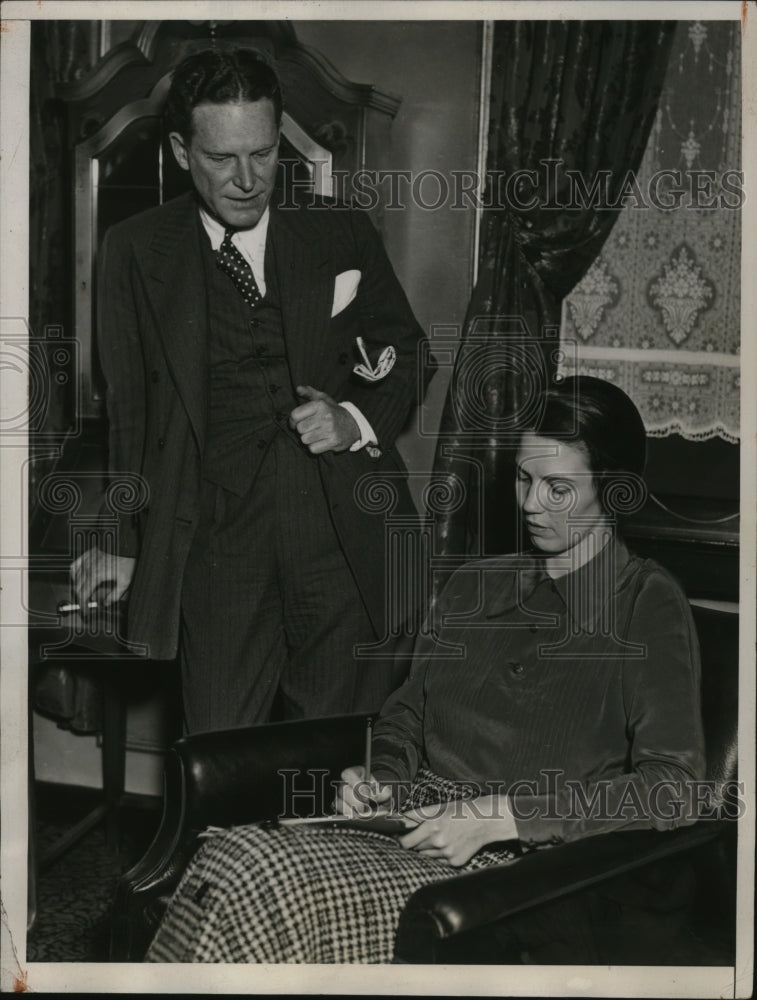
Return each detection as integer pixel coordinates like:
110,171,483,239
146,376,705,964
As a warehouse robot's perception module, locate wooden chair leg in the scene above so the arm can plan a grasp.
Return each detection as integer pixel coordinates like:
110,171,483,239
102,674,127,851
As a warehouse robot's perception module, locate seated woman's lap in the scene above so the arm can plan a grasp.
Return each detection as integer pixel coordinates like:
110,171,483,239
146,819,515,964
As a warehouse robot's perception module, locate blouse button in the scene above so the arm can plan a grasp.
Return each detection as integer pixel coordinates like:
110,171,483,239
529,624,538,634
509,661,524,675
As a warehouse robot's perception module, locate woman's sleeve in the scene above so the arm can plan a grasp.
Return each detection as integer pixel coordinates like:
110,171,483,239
514,566,706,847
369,623,434,787
369,567,470,786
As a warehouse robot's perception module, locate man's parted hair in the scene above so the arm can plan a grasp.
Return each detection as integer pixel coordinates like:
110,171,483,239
165,47,283,139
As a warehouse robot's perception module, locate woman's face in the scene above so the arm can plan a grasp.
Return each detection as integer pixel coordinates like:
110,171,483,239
515,432,607,556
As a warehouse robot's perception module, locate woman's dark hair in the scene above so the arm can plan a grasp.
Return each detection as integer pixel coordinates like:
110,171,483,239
165,48,283,139
532,376,647,514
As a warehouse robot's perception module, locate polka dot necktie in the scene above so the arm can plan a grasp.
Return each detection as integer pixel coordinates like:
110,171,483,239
216,228,262,309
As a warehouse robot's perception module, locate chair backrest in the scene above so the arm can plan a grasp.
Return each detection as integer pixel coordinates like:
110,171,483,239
690,603,739,794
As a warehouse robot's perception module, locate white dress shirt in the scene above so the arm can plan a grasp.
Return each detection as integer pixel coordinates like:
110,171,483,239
199,206,376,453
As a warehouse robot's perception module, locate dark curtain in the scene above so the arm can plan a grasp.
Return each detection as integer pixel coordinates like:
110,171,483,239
29,24,78,440
30,20,99,444
30,20,99,472
432,20,676,562
31,22,105,734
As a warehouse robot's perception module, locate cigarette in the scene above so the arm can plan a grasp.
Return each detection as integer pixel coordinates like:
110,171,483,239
57,600,99,613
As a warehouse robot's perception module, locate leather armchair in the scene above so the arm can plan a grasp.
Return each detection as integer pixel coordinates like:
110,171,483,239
110,604,739,963
110,713,369,960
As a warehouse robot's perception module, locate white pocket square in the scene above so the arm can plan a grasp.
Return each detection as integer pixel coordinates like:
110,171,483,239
331,269,361,318
353,336,396,383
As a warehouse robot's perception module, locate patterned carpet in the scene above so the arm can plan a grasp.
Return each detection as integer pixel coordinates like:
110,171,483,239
27,785,161,962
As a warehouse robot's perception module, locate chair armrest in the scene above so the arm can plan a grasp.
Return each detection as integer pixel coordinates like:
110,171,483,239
394,821,724,963
110,712,369,960
170,712,371,828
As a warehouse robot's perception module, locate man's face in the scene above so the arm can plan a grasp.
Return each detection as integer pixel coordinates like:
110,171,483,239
170,99,280,229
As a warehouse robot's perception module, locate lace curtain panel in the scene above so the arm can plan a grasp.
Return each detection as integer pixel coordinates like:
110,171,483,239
560,21,741,443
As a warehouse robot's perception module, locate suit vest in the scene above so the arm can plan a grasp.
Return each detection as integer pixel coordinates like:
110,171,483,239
200,225,301,495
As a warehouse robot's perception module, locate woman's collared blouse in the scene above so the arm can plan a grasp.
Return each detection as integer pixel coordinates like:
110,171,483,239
370,538,706,848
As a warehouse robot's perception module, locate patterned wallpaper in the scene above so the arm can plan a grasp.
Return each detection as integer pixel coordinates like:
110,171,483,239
560,21,741,442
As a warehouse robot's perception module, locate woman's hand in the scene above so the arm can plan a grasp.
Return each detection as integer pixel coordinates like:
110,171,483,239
398,795,518,867
334,765,394,817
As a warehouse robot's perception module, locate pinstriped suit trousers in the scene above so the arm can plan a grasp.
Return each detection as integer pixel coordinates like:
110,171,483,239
179,433,405,734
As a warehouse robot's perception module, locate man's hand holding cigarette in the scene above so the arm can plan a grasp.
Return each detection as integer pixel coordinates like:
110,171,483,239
71,546,136,609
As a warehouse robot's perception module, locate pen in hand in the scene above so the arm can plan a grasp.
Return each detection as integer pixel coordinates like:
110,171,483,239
360,716,401,820
364,715,373,793
362,715,387,813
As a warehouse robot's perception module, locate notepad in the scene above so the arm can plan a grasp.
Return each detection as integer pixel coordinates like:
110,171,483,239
277,813,417,835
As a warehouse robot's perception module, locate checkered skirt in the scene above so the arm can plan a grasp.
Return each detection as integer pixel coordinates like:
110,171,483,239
146,769,519,964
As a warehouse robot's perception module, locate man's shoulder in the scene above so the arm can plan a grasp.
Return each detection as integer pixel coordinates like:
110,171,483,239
104,192,196,247
271,190,376,239
274,190,355,214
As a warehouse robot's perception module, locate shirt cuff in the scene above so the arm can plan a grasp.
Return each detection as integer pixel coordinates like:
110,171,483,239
339,401,378,452
510,793,566,848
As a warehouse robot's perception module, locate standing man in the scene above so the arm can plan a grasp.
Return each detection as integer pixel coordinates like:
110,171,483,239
73,48,430,733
